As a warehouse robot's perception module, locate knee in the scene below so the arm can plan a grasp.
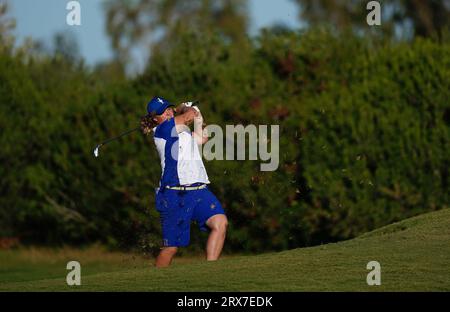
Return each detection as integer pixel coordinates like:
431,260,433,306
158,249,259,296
211,215,228,233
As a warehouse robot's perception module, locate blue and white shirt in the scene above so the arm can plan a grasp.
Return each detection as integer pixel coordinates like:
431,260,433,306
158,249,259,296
153,118,210,187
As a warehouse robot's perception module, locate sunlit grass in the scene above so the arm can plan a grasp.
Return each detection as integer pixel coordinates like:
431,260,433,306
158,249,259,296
1,208,449,291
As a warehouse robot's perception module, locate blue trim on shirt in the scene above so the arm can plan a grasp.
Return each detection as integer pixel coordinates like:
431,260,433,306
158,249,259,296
154,118,180,186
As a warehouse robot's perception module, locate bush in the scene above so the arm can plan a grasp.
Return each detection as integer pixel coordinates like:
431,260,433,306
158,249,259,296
0,29,448,252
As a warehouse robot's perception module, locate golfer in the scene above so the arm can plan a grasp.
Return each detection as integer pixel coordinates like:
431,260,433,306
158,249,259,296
141,96,228,268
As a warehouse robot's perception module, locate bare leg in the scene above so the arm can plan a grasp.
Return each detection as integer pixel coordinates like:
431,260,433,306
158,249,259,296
205,214,228,261
155,247,178,268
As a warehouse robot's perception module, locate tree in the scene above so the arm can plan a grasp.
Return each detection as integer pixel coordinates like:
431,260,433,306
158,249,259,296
292,0,450,39
0,1,16,53
53,32,81,63
104,0,249,68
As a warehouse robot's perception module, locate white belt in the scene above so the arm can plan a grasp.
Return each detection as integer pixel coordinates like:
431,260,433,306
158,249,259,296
165,184,207,191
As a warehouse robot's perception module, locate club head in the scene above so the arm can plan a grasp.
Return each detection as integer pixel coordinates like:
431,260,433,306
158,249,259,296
93,145,101,158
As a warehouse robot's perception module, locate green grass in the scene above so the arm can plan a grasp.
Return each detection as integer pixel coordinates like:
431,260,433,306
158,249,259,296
1,208,450,291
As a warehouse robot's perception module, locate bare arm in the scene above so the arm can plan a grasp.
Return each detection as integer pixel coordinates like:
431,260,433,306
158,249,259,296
192,108,209,145
174,107,198,133
174,104,208,144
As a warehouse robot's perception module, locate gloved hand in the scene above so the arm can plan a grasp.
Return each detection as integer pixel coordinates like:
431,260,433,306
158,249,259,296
184,101,196,108
176,101,197,114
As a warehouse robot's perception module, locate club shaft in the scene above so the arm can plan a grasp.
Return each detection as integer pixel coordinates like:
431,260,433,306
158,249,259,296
97,100,199,147
100,127,140,146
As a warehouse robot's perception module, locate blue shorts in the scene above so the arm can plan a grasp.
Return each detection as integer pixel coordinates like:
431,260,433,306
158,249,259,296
155,186,226,247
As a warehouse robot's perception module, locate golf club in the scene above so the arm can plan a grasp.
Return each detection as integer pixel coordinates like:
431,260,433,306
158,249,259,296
93,127,140,157
93,100,200,157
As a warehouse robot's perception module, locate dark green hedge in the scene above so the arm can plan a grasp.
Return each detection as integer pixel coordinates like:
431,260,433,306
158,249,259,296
1,29,448,252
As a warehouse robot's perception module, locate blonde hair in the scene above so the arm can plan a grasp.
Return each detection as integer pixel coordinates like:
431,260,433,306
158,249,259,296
140,113,157,135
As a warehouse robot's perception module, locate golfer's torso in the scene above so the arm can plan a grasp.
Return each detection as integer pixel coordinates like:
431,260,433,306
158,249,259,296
176,130,210,185
153,119,209,187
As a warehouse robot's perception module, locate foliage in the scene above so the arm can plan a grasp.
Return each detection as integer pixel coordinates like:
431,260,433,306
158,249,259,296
293,0,450,40
0,28,448,252
104,0,249,67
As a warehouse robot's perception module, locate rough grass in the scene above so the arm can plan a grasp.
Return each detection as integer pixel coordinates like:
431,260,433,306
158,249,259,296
1,208,449,291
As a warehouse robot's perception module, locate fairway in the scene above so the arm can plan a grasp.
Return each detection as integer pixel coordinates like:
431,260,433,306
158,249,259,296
1,208,449,291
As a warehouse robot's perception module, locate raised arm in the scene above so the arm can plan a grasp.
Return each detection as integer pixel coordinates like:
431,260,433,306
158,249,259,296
174,104,208,144
192,107,208,145
174,107,198,127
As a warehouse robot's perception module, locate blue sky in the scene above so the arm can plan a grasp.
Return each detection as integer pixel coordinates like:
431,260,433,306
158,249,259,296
9,0,302,67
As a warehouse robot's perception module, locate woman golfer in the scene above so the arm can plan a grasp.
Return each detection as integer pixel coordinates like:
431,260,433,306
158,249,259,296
141,96,228,268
